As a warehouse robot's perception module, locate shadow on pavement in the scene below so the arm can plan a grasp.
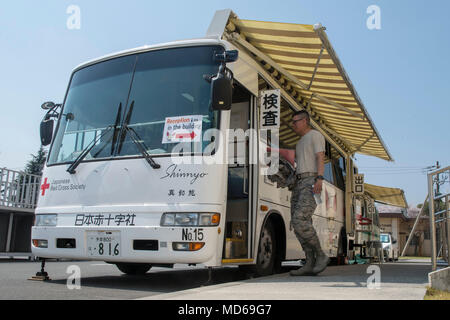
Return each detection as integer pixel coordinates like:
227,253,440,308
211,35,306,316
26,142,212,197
256,262,431,286
48,267,251,294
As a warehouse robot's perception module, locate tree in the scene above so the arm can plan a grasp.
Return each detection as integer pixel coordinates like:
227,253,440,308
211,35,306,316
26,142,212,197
24,146,47,176
417,199,446,215
7,147,47,207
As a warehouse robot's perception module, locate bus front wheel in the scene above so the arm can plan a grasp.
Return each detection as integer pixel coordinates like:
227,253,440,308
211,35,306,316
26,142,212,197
255,221,277,276
239,220,278,277
115,263,152,275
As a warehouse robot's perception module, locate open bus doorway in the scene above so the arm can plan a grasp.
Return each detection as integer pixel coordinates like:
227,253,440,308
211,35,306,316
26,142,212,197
223,83,254,262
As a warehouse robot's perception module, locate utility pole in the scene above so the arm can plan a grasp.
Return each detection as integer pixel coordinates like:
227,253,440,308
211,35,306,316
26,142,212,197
427,162,450,270
425,161,442,196
436,161,441,195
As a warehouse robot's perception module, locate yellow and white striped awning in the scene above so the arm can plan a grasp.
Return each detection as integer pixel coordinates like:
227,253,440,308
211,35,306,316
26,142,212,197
213,11,392,161
364,183,407,208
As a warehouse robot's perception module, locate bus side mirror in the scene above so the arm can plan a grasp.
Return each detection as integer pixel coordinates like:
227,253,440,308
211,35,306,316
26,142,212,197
40,119,54,146
40,101,61,145
207,50,238,111
392,238,397,244
41,101,56,110
210,74,233,111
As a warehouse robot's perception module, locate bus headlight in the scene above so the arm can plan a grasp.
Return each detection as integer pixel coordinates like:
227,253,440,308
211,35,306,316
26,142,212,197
172,242,205,251
35,214,58,226
199,213,220,226
161,213,220,226
32,239,48,248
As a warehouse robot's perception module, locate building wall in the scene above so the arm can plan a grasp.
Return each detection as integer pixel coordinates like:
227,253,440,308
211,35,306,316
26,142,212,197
380,216,431,257
400,218,431,257
380,217,400,241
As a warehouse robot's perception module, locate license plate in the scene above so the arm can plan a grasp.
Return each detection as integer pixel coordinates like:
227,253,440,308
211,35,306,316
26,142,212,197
87,231,121,257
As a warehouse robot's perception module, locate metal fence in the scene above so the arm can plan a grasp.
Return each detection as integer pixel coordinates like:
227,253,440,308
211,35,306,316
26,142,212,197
427,166,450,271
0,167,41,210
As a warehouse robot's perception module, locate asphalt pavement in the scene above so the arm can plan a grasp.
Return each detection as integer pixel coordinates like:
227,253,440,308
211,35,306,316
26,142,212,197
140,259,432,300
0,258,431,300
0,259,248,300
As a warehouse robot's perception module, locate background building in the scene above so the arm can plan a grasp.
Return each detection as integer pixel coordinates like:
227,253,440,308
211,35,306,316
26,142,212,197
378,205,430,257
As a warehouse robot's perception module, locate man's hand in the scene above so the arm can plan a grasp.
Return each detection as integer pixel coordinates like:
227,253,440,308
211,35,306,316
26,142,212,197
313,179,323,194
268,147,295,167
314,151,325,194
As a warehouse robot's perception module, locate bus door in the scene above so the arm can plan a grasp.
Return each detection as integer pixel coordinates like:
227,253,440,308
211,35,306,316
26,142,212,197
223,84,255,261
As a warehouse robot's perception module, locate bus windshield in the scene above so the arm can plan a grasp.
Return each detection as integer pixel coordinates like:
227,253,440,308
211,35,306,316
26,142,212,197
48,45,223,165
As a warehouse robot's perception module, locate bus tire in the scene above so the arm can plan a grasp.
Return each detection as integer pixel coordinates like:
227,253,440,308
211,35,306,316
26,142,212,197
115,263,152,275
255,221,277,276
331,228,347,265
239,220,278,277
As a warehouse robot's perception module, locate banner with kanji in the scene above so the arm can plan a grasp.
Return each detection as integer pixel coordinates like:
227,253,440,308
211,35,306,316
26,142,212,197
260,89,280,130
353,174,365,195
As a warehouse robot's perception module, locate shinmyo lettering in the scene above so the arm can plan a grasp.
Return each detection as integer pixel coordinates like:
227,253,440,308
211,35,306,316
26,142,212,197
160,164,208,185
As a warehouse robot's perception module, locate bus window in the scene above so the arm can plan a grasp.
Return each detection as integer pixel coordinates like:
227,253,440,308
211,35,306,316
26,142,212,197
333,160,345,190
324,141,346,190
339,157,346,178
324,162,334,184
324,141,335,184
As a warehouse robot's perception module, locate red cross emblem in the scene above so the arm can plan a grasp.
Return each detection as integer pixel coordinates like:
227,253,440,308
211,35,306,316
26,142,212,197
40,178,50,196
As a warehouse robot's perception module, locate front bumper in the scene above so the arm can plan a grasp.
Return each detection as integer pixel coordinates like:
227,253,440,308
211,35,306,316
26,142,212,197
31,225,220,265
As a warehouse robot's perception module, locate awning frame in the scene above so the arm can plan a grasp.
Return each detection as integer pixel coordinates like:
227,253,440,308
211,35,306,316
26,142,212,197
226,31,359,153
364,183,408,208
308,45,325,90
313,25,393,161
224,32,349,157
228,31,366,122
207,9,393,162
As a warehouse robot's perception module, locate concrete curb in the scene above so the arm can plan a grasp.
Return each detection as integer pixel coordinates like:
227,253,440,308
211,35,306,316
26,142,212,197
428,267,450,292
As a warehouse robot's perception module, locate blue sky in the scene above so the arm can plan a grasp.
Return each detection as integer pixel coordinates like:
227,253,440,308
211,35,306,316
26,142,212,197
0,0,449,206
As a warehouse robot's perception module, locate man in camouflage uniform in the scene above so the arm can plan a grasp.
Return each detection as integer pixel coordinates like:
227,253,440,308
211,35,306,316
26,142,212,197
269,110,329,275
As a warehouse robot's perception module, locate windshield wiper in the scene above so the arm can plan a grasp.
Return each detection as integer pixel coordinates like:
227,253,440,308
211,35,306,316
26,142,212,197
110,103,122,156
89,103,122,158
66,125,114,174
117,100,160,169
125,126,161,169
67,103,122,174
117,100,134,155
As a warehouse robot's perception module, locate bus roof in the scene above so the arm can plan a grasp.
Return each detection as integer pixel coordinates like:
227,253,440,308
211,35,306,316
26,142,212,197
208,9,393,161
72,38,224,73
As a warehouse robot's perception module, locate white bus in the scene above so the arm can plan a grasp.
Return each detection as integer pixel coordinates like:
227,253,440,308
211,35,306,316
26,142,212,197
32,10,389,276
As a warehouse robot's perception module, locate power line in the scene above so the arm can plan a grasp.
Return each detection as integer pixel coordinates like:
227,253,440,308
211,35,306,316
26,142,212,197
359,163,446,175
360,169,426,172
365,172,429,175
359,169,427,173
359,166,424,169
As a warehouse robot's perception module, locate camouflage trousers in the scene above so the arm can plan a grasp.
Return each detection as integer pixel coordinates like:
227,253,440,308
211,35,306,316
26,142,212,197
290,176,323,253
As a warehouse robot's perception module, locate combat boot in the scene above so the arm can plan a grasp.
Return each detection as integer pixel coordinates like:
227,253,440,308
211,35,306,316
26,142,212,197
290,250,315,276
312,251,330,274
